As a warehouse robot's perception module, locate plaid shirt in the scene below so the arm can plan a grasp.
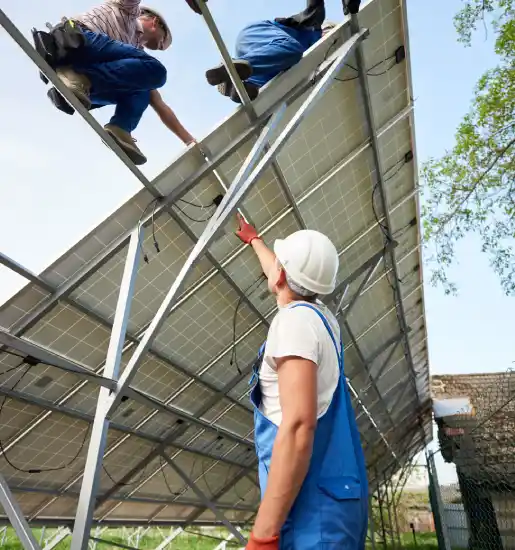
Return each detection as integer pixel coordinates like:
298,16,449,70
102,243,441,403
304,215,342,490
74,0,144,47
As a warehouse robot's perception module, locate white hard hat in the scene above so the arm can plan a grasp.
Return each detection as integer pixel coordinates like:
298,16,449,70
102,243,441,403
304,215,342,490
273,230,339,295
140,5,172,50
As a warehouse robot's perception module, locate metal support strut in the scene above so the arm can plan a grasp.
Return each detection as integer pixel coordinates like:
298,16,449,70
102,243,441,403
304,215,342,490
70,229,141,550
0,475,41,550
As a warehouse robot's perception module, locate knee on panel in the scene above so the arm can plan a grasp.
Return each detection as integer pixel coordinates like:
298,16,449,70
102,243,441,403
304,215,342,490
148,57,167,89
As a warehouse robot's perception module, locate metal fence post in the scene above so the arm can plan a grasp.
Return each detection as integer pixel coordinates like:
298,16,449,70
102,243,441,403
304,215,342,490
426,452,451,550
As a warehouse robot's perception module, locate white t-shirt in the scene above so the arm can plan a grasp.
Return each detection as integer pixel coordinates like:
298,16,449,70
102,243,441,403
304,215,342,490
259,301,340,426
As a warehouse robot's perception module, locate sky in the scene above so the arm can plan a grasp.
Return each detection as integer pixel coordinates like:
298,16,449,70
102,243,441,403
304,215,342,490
0,1,513,486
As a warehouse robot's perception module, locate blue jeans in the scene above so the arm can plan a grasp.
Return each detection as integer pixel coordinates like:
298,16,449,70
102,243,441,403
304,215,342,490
235,21,321,88
65,30,167,132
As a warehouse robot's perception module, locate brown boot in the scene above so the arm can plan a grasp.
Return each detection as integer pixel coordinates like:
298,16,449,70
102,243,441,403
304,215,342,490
104,124,147,165
55,67,91,110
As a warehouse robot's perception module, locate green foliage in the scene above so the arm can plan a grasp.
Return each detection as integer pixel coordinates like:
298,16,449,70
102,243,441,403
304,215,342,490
421,0,515,295
0,528,243,550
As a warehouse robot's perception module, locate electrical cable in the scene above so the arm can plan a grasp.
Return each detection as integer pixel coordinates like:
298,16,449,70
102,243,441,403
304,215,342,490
230,275,266,375
0,350,94,473
1,349,27,361
336,51,399,82
159,455,182,496
102,463,149,488
151,197,161,254
173,203,217,224
0,362,91,473
178,198,214,210
137,197,161,264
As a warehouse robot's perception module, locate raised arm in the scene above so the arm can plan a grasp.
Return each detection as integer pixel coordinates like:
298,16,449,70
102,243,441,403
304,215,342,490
235,214,276,277
149,90,195,145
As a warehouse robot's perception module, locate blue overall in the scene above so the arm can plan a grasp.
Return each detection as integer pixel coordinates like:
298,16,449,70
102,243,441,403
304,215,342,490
250,304,369,549
65,30,167,132
235,21,321,88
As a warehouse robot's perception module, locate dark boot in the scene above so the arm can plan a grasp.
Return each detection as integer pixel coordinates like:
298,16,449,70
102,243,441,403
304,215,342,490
206,59,252,86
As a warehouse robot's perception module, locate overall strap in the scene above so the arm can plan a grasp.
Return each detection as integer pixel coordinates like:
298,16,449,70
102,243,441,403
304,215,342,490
290,303,343,370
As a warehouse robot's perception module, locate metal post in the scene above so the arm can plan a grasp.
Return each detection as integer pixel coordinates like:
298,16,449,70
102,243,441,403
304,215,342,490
70,228,141,550
153,528,183,550
1,527,7,546
39,527,46,545
383,475,396,549
376,479,388,549
392,488,403,549
0,474,41,550
368,497,377,550
159,452,247,545
42,527,70,550
104,29,366,418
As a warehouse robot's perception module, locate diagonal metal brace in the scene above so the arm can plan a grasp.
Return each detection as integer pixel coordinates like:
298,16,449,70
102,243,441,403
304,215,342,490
159,452,247,545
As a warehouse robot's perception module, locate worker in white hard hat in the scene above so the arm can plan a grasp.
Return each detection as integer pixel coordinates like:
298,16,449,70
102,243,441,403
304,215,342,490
235,214,368,550
40,0,194,165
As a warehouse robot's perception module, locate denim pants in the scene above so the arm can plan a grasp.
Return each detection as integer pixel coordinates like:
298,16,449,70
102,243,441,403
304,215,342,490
235,21,321,88
66,30,167,132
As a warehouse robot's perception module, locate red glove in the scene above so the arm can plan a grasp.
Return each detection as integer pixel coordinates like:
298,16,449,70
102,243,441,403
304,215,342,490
184,0,206,14
246,533,279,550
236,213,260,245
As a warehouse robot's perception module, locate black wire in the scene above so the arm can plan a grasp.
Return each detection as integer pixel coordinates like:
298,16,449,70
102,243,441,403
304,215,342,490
371,158,411,295
178,198,214,210
0,351,93,473
336,54,397,82
1,349,26,361
0,351,31,378
0,363,91,473
312,37,339,85
345,53,396,74
151,198,161,254
173,203,216,223
230,275,266,375
159,455,182,496
102,463,149,487
138,197,161,264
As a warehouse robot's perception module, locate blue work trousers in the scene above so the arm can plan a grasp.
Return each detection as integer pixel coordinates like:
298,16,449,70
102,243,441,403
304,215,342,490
235,20,321,88
65,30,167,132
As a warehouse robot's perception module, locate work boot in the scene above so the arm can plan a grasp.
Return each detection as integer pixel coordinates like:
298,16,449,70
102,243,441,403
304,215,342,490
55,67,91,110
206,59,252,86
217,80,259,103
104,124,147,165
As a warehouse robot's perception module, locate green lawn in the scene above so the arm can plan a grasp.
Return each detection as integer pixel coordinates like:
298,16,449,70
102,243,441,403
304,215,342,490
2,528,439,549
365,531,439,549
1,528,247,549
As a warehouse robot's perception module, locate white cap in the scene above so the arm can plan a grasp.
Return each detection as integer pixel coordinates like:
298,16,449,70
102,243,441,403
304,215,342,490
140,5,172,50
273,230,339,295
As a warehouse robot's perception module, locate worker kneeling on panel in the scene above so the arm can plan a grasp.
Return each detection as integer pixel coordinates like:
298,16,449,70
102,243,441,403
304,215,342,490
203,0,333,103
235,214,368,550
33,0,195,165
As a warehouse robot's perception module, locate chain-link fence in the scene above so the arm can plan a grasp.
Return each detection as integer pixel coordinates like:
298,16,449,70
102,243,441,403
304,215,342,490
429,370,515,550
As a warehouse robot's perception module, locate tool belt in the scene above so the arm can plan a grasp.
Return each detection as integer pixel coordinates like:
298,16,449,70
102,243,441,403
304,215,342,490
32,18,86,71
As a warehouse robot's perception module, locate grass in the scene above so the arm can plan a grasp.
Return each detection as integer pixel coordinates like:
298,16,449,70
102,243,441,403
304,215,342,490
365,531,440,549
2,528,439,549
1,527,248,549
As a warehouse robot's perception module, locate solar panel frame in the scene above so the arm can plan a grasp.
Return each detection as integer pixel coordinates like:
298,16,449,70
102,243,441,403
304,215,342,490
0,0,432,542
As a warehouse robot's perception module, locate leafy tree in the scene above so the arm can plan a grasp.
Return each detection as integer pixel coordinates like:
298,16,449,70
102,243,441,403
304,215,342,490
421,0,515,294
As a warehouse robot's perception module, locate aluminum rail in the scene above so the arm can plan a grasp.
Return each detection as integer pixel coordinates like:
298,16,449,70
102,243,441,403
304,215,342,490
349,13,426,442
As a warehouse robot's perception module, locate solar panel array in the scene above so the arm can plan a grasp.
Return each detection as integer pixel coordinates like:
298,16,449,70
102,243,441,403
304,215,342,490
0,0,431,529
